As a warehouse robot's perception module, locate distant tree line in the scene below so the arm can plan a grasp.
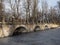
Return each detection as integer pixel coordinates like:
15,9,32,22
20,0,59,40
0,0,60,25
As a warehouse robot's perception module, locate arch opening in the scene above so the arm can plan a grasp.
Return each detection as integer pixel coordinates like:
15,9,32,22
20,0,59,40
34,26,40,32
13,26,27,36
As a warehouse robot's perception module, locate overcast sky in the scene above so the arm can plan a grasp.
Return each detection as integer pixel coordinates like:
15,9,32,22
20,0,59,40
47,0,59,7
4,0,59,10
38,0,59,9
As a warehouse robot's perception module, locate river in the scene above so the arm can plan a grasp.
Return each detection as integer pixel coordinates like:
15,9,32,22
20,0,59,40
0,28,60,45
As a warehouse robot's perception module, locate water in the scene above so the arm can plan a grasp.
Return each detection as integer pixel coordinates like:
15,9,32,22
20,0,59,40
0,28,60,45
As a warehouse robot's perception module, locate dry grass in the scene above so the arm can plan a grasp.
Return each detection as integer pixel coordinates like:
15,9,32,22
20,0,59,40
40,23,59,30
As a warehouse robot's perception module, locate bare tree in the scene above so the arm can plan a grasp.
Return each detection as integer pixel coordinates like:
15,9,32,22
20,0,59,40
15,0,21,18
25,0,31,24
0,0,5,24
57,1,60,24
58,1,60,9
0,0,3,22
57,1,60,16
0,0,5,36
49,7,57,24
41,0,49,24
22,0,38,24
32,0,38,24
7,0,21,24
7,0,21,18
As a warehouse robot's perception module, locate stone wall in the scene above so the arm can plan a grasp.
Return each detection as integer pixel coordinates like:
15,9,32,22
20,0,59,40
0,23,59,38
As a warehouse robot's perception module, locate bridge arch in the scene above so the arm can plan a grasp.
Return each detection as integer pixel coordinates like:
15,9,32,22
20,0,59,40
34,26,40,32
13,26,28,35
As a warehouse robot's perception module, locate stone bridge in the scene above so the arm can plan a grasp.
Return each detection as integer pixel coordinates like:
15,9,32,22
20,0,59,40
0,24,42,37
0,22,59,37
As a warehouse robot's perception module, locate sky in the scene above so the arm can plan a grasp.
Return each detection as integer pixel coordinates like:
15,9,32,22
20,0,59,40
47,0,59,7
39,0,59,9
4,0,60,11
